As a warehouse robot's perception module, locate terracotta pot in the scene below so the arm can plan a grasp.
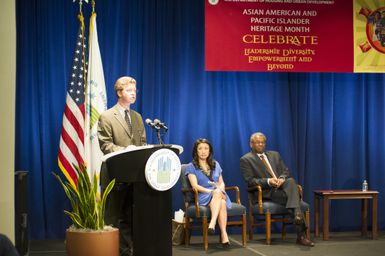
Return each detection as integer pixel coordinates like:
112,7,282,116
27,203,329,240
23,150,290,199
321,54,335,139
66,228,119,256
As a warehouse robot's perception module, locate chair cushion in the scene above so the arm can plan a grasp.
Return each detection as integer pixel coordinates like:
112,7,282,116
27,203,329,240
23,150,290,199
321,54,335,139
185,205,211,218
251,200,310,215
185,202,246,218
228,203,246,217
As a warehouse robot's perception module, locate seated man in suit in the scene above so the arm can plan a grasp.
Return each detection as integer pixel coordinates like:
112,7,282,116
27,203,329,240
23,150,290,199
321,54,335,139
240,132,314,247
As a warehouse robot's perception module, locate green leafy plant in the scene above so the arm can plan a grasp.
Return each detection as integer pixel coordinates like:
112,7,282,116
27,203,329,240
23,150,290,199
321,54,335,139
52,164,115,230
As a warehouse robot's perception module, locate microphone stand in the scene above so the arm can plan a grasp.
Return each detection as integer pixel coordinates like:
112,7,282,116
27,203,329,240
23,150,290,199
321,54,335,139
146,119,167,145
156,128,164,145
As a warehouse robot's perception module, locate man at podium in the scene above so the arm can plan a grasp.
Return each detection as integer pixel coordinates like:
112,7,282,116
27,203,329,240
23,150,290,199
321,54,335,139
97,76,146,256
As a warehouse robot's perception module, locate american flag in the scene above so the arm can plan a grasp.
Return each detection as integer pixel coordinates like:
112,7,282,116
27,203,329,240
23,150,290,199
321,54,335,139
58,17,87,187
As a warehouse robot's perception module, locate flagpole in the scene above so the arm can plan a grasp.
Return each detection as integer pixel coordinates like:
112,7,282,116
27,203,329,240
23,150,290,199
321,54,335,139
77,0,90,15
92,0,95,14
74,0,88,93
78,0,83,15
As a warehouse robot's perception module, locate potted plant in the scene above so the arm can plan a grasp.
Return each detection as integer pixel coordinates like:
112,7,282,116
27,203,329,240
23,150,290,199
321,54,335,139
52,164,118,256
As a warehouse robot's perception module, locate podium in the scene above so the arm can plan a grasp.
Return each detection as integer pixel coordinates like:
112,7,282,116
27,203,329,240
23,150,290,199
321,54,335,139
103,144,183,256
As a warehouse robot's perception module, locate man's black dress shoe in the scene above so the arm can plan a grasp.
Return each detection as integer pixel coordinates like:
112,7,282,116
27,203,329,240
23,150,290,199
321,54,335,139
222,241,230,249
296,235,315,247
208,228,215,235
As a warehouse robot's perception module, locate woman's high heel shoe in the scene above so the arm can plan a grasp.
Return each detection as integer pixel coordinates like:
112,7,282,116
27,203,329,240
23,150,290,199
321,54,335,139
208,228,215,235
222,241,230,249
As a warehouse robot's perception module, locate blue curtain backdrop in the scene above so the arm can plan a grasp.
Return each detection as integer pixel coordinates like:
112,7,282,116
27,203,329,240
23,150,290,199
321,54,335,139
16,0,385,239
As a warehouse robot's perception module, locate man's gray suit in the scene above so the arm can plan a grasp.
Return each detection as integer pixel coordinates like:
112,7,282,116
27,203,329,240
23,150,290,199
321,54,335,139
98,104,146,188
98,104,146,153
240,150,301,209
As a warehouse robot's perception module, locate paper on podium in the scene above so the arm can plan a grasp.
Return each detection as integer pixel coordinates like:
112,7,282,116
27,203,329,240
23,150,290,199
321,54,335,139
101,144,183,162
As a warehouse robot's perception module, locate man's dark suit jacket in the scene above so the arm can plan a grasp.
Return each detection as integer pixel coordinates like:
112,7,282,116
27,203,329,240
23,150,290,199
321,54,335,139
240,150,290,202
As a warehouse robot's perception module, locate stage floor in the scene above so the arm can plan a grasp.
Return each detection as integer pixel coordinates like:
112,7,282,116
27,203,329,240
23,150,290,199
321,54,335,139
29,231,385,256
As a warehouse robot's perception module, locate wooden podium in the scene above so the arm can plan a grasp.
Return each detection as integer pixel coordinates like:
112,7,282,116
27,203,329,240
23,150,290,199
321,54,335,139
103,144,183,256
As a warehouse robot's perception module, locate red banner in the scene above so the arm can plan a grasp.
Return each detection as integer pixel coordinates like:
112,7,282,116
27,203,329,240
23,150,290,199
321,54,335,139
205,0,353,72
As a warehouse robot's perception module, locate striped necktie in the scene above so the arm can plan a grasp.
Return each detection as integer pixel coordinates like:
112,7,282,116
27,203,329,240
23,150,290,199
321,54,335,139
124,109,132,135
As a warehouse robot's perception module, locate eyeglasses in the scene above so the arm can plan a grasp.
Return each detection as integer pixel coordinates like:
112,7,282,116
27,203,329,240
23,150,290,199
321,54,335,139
124,89,139,94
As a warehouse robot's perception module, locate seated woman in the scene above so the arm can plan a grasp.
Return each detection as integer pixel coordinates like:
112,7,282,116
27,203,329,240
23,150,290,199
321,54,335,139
185,138,232,248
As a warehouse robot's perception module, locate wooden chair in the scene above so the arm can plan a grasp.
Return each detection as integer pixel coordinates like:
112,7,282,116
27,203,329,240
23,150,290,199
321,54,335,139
180,164,247,251
247,184,311,245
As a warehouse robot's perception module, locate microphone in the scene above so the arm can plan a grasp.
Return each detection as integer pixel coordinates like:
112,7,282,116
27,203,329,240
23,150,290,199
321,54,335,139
145,118,160,130
153,119,168,131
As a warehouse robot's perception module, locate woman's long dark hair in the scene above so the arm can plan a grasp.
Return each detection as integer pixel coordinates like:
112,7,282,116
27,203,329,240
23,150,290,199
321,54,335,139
192,138,216,171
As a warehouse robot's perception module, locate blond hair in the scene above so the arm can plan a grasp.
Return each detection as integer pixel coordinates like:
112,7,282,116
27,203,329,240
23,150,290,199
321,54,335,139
114,76,136,97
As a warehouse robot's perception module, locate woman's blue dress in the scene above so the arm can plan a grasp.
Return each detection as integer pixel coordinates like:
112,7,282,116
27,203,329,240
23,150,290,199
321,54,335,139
185,161,232,209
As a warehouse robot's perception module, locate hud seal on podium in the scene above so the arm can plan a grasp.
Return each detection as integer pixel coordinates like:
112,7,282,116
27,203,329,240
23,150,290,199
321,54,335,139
145,148,181,191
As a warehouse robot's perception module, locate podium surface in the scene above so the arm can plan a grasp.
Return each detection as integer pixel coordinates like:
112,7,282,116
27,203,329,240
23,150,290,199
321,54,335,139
103,144,183,256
